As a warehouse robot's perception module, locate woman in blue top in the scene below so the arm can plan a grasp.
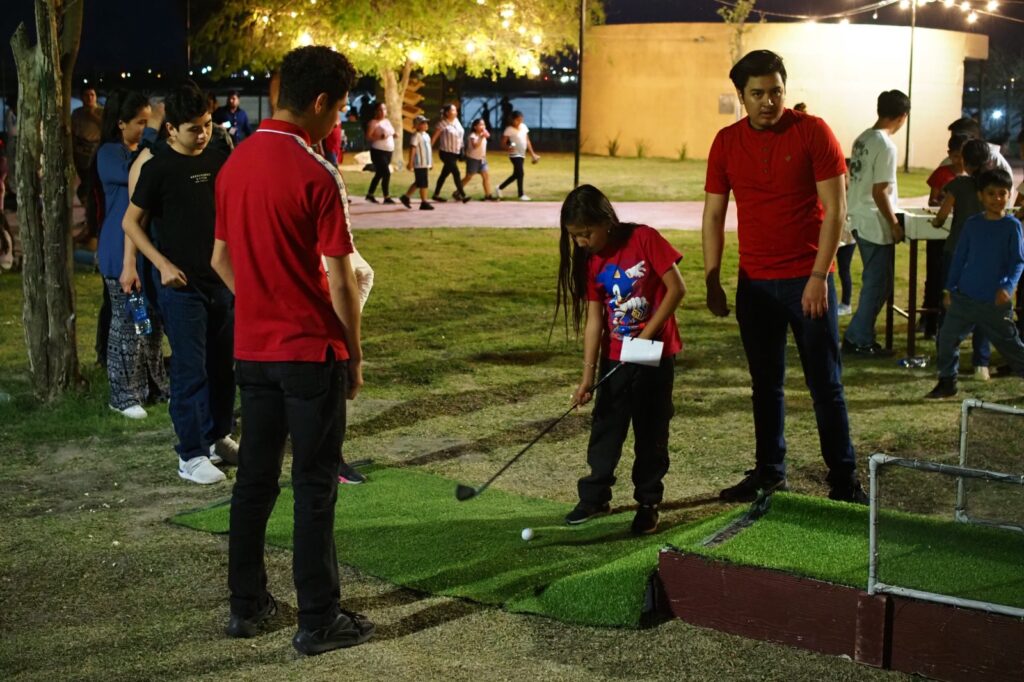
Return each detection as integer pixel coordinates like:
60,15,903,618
96,90,168,418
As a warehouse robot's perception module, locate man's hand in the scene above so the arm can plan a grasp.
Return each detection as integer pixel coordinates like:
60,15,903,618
890,221,905,244
347,359,363,400
801,277,828,318
573,379,594,406
705,278,730,317
995,289,1012,306
158,262,188,288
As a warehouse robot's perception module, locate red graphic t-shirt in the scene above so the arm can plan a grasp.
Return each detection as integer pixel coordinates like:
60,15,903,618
585,225,683,361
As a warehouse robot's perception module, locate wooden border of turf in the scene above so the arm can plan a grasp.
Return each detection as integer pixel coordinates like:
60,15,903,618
658,549,1024,682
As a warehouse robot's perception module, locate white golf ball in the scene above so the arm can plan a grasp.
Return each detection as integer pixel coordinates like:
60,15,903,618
521,527,534,541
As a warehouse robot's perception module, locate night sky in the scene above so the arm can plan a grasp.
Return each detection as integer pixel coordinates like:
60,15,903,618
0,0,1020,82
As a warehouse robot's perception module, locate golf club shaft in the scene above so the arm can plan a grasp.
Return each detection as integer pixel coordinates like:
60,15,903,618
473,362,623,495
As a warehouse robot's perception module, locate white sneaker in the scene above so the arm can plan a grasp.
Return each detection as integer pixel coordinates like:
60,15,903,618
519,195,532,202
210,436,239,465
975,366,991,381
495,187,503,200
836,303,852,316
110,404,147,419
178,455,227,484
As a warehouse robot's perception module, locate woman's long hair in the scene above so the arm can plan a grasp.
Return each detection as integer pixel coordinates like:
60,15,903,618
553,184,636,337
99,89,150,144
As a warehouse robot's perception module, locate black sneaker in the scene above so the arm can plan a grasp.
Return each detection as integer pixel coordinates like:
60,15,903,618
292,609,375,656
829,480,869,505
719,469,789,503
419,202,434,211
399,195,412,209
842,338,894,358
431,195,448,203
925,377,958,400
630,505,659,535
382,197,396,205
226,593,277,638
565,502,610,525
338,461,367,485
365,195,378,204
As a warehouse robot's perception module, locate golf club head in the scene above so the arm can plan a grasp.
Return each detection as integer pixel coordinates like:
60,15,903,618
455,484,478,501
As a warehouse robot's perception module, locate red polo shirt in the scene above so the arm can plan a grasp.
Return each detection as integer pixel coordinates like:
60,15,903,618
705,109,847,280
215,119,353,362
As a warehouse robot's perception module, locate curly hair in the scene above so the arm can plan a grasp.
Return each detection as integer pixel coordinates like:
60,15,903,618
277,46,356,113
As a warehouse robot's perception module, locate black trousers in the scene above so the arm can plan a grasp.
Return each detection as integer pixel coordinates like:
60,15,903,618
499,156,525,196
95,279,111,366
228,352,346,629
577,356,675,507
367,148,391,197
433,150,464,197
921,239,945,336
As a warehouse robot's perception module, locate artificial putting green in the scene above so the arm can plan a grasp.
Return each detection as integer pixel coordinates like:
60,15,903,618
173,470,1024,628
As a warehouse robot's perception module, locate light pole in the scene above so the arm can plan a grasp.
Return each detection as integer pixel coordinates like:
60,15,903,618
904,0,916,173
573,0,585,189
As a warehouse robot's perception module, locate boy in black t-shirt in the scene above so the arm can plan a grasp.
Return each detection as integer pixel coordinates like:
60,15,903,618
123,81,236,485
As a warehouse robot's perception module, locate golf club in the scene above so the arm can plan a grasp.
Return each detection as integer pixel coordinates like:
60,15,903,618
455,362,624,501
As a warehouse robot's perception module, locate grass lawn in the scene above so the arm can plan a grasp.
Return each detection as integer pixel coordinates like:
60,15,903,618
3,227,1022,680
340,152,935,203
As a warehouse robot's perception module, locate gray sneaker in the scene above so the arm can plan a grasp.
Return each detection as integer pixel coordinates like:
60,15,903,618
179,455,227,484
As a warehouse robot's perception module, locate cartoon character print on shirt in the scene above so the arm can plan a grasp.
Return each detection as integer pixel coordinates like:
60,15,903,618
848,137,869,185
596,260,650,339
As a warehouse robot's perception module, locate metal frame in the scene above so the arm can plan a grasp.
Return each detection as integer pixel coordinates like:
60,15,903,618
956,399,1024,530
868,453,1024,619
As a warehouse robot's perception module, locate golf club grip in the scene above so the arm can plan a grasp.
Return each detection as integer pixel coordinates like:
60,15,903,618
477,363,623,491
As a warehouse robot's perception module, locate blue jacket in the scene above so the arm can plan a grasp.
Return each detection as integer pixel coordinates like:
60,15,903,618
946,213,1024,303
96,128,157,278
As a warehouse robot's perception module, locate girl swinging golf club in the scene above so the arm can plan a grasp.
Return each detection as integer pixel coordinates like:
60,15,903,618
554,185,686,535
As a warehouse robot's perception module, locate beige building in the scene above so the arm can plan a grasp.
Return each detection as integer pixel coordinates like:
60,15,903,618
580,22,988,168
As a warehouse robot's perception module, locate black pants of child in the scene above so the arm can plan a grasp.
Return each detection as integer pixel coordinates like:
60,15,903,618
577,356,675,507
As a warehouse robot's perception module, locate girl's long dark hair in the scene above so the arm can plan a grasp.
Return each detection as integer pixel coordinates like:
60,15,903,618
553,184,636,337
99,89,150,144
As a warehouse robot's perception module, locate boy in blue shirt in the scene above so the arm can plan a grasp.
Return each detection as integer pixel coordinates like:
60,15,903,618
927,168,1024,398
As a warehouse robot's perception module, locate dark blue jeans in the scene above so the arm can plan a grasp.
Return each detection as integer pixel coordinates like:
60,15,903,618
158,283,236,461
735,274,857,483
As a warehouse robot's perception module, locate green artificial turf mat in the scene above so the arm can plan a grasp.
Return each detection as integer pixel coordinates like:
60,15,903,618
173,465,730,627
678,493,1024,609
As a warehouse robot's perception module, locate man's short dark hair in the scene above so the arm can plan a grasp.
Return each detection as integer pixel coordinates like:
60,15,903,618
80,86,96,97
975,167,1013,193
947,132,969,154
948,116,981,139
226,89,239,98
277,46,356,113
877,90,910,119
729,50,787,91
164,80,208,128
961,138,992,171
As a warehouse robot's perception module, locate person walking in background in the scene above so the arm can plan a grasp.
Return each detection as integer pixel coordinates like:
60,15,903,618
462,118,496,201
364,102,396,204
212,90,251,145
95,90,169,419
842,90,910,358
71,86,104,207
499,111,539,201
431,103,469,203
702,50,866,505
211,45,374,654
399,115,434,211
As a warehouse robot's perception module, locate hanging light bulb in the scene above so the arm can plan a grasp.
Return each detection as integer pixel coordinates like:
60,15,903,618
967,9,978,21
986,0,998,10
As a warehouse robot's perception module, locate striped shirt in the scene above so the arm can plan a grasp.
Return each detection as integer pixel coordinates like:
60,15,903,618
411,131,432,169
435,118,464,154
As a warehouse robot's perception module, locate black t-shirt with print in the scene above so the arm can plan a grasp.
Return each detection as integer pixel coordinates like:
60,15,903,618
132,144,228,294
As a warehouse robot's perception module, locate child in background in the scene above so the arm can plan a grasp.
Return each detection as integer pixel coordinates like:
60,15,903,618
932,138,996,379
554,185,686,535
926,168,1024,398
498,111,539,201
462,118,496,201
400,115,433,211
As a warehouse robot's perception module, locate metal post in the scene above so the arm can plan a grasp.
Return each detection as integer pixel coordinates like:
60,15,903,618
573,0,585,189
186,0,192,70
903,1,915,173
867,454,880,595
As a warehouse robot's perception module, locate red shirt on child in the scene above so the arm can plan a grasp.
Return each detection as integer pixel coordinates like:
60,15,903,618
586,225,683,361
705,109,847,280
215,119,353,363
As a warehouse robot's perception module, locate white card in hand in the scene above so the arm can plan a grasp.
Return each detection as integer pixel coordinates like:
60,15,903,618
620,337,663,367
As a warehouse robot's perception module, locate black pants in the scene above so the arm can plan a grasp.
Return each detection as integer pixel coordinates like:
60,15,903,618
433,150,464,197
95,279,111,366
835,243,855,306
229,353,347,630
921,239,945,336
499,156,525,197
367,148,391,197
577,357,675,507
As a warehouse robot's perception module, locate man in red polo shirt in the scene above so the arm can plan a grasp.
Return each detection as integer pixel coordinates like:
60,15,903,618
701,50,866,504
210,46,374,655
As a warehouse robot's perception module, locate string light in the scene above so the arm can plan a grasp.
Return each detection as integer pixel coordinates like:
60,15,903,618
899,0,910,9
943,0,955,7
986,0,998,10
298,31,313,46
967,9,978,21
409,48,424,63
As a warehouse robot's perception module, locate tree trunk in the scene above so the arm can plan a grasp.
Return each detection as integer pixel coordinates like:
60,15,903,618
381,61,413,169
10,0,83,401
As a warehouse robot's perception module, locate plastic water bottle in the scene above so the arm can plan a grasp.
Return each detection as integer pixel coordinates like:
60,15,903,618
126,291,152,336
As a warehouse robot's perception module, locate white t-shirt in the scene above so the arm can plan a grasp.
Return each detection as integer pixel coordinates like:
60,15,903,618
503,124,529,158
367,118,395,152
466,132,487,161
847,128,899,245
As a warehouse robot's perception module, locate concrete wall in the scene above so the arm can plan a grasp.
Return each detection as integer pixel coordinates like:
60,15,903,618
580,22,988,168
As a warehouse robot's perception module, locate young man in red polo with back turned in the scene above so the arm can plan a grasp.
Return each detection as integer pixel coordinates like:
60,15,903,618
211,45,374,655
